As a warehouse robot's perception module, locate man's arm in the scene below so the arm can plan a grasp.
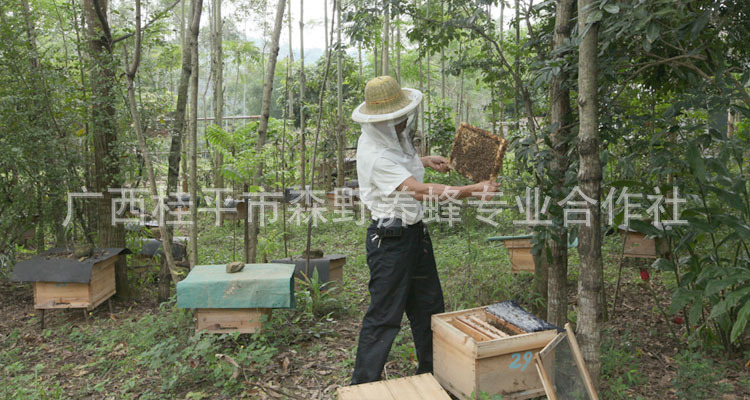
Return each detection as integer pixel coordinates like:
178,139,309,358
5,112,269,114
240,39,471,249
396,176,500,201
421,155,450,173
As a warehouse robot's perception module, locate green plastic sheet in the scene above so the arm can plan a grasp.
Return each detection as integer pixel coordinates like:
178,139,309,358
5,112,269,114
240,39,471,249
177,264,295,309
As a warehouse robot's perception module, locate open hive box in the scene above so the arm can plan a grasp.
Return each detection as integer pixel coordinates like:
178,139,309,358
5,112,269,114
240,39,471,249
449,123,508,183
432,301,559,400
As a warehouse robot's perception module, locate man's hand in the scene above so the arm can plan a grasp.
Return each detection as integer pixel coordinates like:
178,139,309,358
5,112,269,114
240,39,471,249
470,179,502,199
421,155,450,173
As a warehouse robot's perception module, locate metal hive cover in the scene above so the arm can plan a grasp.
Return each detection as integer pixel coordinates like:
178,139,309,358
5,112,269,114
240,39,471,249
449,123,508,183
10,248,131,284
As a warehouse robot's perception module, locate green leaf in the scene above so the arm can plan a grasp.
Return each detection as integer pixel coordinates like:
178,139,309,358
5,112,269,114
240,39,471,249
731,301,750,342
604,4,620,14
587,10,603,24
646,23,660,43
652,258,676,272
670,288,701,314
686,144,706,183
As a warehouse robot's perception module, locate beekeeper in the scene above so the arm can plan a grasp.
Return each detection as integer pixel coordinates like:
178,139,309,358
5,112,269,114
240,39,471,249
350,75,500,384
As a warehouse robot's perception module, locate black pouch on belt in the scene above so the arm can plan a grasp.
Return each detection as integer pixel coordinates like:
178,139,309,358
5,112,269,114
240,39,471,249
376,218,404,238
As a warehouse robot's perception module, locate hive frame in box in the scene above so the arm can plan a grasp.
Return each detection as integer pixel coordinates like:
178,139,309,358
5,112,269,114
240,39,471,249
432,306,558,400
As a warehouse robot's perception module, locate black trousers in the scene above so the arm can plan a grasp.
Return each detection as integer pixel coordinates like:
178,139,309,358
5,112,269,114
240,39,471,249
351,220,445,384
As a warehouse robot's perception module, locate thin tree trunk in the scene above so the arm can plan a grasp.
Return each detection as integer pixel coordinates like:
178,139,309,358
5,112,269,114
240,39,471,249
547,0,575,328
123,0,179,292
188,0,203,268
440,0,444,99
396,15,401,82
577,0,603,386
358,43,362,76
336,0,344,188
425,0,431,151
299,0,306,190
324,0,329,60
211,0,224,192
381,1,389,76
83,0,130,299
249,0,286,263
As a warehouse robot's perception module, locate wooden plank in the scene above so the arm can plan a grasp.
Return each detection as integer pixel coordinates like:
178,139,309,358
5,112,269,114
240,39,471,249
475,329,557,359
89,259,117,309
432,313,478,355
485,313,527,335
34,282,90,309
384,377,422,399
411,374,452,399
337,374,450,400
432,334,477,400
452,317,494,342
195,308,270,334
467,316,508,338
338,382,394,399
534,352,558,400
565,323,599,400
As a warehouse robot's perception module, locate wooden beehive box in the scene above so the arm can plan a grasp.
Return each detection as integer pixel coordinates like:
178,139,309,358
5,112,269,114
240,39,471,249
618,225,670,259
504,238,535,273
11,248,129,311
177,263,295,334
432,305,558,400
270,254,346,290
449,123,508,182
337,373,451,400
488,235,535,273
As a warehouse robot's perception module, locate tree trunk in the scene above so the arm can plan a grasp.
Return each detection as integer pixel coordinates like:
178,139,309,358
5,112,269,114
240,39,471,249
249,0,286,263
124,0,179,295
163,0,193,299
83,0,129,299
440,0,445,99
211,0,224,192
396,15,401,82
381,1,389,76
336,0,344,188
188,0,203,268
299,0,306,190
576,0,603,386
546,0,574,329
324,0,329,60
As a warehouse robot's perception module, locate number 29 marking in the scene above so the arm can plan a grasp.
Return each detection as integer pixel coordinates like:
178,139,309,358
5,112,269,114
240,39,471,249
509,351,533,371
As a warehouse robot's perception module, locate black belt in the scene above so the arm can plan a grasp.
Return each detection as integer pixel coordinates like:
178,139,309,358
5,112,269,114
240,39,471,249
371,218,423,238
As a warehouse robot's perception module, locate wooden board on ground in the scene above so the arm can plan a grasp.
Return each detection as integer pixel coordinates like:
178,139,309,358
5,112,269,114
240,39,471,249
337,373,451,400
449,123,508,183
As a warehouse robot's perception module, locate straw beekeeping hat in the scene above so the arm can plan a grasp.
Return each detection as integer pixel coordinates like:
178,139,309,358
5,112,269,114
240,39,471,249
352,76,422,123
